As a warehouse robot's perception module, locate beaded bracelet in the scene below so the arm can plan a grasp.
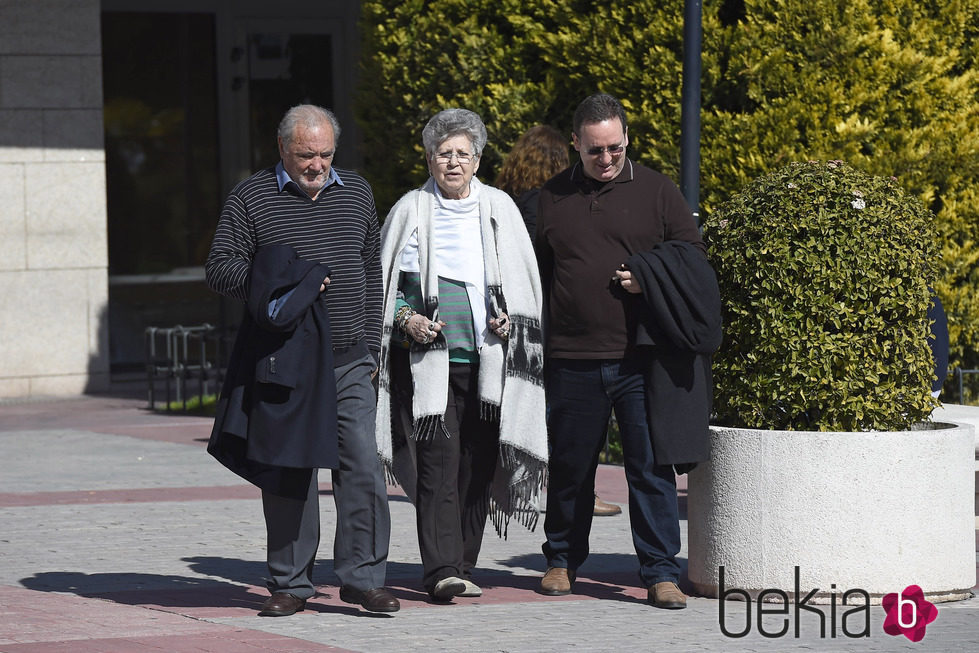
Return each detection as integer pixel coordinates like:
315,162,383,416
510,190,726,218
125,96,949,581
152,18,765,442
395,305,417,332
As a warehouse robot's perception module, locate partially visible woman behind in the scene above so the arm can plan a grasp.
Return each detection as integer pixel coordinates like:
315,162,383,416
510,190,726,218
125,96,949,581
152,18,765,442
376,108,548,602
494,124,569,245
495,124,623,518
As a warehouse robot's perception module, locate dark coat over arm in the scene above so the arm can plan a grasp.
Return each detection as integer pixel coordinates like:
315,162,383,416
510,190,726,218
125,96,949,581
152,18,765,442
626,240,722,470
208,244,338,498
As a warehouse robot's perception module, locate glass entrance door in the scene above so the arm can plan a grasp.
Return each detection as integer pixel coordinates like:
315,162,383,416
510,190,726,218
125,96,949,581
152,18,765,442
100,6,349,375
245,32,335,170
101,11,222,372
226,19,339,185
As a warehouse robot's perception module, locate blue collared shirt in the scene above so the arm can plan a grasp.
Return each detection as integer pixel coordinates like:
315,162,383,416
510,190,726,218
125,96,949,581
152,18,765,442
274,161,344,196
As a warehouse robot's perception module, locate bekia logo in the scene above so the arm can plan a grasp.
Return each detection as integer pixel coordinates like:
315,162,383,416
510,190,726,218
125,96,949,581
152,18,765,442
882,585,938,642
718,566,871,639
718,567,939,641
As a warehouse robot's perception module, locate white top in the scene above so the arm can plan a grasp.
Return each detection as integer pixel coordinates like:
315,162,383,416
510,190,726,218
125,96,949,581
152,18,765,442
398,177,488,346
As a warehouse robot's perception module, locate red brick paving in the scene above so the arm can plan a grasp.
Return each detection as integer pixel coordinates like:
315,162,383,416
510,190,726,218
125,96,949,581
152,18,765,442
0,585,353,652
0,394,973,652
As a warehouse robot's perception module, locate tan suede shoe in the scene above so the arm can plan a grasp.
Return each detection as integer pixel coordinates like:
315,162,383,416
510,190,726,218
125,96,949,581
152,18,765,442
539,567,575,596
593,493,622,516
648,581,687,609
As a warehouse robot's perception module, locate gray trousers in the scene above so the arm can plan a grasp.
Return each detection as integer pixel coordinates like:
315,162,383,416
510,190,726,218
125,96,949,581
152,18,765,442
261,351,390,598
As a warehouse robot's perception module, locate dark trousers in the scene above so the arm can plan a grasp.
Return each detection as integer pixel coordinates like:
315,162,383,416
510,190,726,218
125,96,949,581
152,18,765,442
261,351,391,598
542,356,681,587
390,349,499,592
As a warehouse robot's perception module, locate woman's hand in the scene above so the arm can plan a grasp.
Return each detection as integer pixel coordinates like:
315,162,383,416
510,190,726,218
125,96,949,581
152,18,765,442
406,314,444,344
489,312,511,340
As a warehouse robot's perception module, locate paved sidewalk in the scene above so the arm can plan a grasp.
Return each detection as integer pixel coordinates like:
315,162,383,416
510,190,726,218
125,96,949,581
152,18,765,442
0,395,976,652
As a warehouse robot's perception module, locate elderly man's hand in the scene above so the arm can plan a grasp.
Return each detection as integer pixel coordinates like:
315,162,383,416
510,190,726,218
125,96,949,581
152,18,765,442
614,265,642,294
319,276,331,292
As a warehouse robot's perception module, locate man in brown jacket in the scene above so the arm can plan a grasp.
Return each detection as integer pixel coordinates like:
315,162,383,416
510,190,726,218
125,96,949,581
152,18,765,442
535,93,705,610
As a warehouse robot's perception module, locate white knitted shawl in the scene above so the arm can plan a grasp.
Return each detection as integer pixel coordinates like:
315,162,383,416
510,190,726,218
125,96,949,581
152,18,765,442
376,177,548,534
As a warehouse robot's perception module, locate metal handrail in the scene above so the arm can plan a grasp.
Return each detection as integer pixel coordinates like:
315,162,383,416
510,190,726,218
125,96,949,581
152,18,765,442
145,324,220,410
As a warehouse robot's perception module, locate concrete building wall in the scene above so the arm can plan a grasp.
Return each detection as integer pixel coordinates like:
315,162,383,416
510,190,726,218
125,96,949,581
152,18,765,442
0,0,110,397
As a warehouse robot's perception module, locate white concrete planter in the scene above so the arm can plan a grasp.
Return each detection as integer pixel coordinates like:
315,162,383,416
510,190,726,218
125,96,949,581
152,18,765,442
687,421,975,604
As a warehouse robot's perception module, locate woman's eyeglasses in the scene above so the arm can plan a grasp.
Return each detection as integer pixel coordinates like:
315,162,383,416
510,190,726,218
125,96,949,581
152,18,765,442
434,151,475,165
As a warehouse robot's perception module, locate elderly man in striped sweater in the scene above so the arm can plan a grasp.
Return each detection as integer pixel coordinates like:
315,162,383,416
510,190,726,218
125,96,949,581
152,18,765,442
205,104,398,617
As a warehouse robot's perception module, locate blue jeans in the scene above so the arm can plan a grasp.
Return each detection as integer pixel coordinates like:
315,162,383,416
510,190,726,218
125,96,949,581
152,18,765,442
542,356,681,587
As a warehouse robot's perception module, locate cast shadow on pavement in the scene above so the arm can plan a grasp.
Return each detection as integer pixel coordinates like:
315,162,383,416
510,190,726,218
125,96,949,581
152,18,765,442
181,555,425,585
182,555,431,608
17,568,387,616
18,552,692,612
20,569,267,609
496,552,694,602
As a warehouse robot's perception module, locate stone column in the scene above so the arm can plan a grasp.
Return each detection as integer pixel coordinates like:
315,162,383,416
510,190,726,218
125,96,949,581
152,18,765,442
0,0,110,396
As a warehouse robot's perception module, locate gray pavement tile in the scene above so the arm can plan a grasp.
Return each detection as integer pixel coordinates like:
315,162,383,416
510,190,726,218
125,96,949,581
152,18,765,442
205,597,977,652
0,429,241,492
0,396,976,652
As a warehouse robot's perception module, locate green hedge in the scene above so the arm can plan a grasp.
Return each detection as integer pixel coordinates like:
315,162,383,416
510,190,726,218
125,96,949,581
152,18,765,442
699,1,979,395
357,0,979,398
356,0,694,212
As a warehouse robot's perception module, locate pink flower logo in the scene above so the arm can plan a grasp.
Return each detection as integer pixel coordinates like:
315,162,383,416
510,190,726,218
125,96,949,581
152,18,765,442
881,585,938,642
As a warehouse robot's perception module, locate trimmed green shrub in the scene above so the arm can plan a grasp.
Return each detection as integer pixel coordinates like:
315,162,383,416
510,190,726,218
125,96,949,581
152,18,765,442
702,160,940,431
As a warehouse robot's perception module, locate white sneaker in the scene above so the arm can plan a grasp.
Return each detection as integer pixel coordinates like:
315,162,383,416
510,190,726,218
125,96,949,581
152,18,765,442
431,576,466,601
459,579,482,597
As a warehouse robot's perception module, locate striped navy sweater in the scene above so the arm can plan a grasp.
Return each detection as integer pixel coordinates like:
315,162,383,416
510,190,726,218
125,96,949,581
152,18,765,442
205,166,383,360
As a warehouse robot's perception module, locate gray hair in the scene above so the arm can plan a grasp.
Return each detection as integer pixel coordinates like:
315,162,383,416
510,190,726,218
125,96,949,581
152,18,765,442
277,104,341,148
572,93,628,136
422,108,487,157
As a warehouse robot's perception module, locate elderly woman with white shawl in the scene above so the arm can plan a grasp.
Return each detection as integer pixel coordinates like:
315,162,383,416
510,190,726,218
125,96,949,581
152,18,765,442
376,108,548,602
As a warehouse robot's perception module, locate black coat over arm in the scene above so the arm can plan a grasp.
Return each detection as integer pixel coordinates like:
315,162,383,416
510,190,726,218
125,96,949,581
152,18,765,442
626,240,722,471
208,244,338,498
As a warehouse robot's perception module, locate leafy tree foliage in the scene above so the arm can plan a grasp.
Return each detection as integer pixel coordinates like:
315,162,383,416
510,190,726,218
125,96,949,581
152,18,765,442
357,0,979,398
357,0,696,211
703,1,979,393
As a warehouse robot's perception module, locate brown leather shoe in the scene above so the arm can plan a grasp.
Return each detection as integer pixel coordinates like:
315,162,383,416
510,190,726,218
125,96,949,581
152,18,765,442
539,567,575,596
258,591,306,616
339,586,401,613
593,493,622,516
648,581,687,609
